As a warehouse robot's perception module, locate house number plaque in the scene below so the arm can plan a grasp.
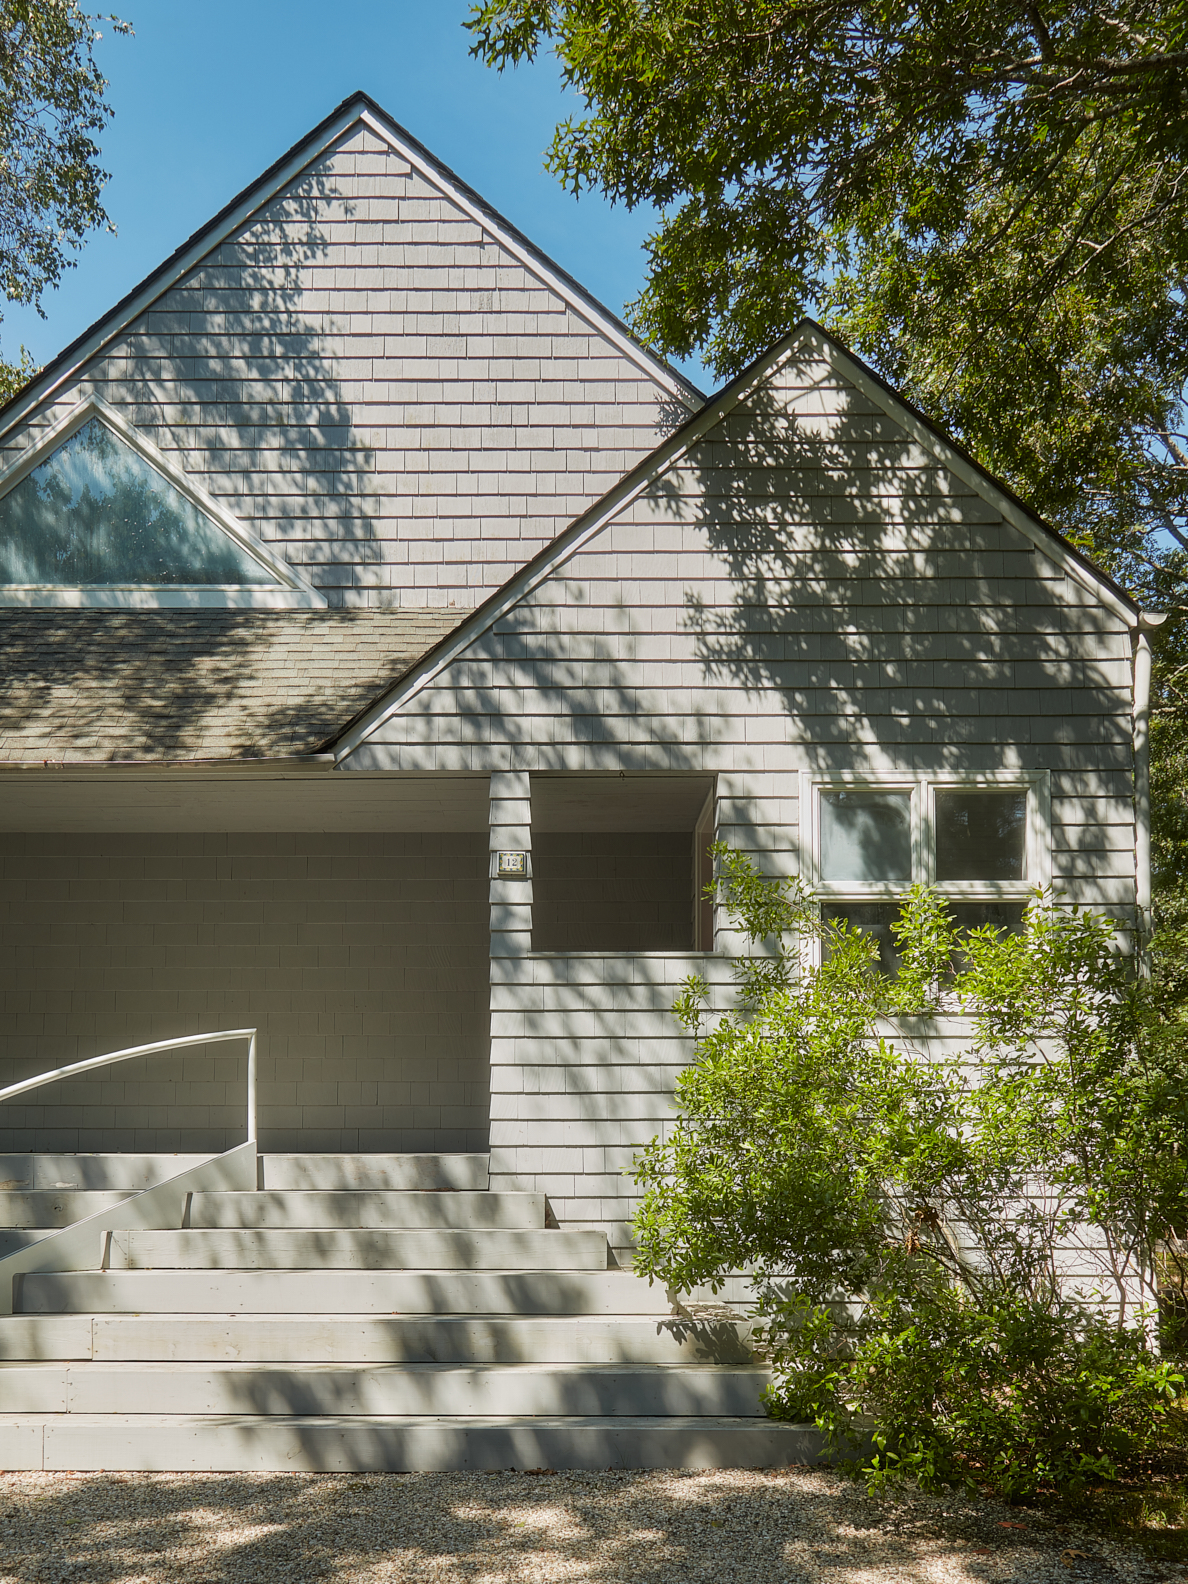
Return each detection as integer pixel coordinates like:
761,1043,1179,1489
496,851,527,877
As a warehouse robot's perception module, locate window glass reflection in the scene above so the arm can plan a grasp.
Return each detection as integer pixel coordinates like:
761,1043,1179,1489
822,902,902,975
819,789,911,882
0,417,279,586
935,790,1027,881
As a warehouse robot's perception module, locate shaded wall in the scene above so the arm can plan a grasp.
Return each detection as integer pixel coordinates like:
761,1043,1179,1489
531,832,693,953
0,832,489,1154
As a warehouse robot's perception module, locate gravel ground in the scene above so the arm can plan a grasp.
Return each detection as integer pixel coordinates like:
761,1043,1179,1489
0,1467,1179,1584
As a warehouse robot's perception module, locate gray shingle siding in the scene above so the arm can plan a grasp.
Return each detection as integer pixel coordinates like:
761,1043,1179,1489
345,339,1137,1247
0,123,691,609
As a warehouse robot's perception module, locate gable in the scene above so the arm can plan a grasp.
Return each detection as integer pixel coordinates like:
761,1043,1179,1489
0,95,701,613
332,322,1140,765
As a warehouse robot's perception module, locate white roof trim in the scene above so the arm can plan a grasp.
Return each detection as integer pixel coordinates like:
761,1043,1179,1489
0,100,699,444
354,108,700,408
333,322,1140,761
0,394,326,609
804,326,1139,628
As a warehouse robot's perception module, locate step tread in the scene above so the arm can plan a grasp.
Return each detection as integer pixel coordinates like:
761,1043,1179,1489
0,1361,767,1376
190,1191,545,1230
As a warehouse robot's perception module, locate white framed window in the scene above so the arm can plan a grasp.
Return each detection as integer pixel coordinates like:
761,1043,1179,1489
0,395,324,608
800,770,1051,972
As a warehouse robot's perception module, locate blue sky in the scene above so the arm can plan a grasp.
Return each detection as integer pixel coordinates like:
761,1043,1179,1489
6,2,706,387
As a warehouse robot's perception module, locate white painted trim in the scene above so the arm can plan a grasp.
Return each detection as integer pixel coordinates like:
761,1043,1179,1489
333,338,797,761
1133,631,1152,937
354,109,700,409
804,327,1140,629
0,395,325,608
0,587,324,608
798,768,1052,897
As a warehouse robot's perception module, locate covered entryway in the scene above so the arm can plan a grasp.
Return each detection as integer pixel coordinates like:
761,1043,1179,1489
0,769,491,1155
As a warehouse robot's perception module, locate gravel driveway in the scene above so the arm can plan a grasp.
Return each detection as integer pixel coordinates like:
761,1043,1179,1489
0,1466,1173,1583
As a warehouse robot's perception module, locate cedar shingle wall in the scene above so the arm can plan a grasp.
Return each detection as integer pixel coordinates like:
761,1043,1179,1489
0,125,688,610
350,342,1136,1250
0,832,489,1153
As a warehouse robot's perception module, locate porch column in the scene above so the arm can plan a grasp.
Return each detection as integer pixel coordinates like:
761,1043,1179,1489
488,771,532,1191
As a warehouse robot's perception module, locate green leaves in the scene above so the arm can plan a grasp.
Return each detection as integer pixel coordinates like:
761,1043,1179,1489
0,2,129,373
465,0,1188,599
631,850,1188,1494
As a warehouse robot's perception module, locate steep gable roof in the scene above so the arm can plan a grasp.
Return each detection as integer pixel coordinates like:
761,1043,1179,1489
0,91,701,441
328,318,1145,761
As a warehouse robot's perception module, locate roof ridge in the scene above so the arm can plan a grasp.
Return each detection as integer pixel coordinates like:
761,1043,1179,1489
0,91,701,439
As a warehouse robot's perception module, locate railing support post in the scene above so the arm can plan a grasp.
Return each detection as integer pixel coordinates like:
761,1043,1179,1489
246,1030,258,1144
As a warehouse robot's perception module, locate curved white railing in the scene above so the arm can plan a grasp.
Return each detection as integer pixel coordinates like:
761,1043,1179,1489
0,1029,259,1142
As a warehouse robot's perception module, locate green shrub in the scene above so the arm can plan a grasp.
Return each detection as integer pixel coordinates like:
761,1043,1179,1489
632,849,1188,1496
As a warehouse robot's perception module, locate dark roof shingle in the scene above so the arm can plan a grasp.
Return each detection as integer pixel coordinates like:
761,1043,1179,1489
0,607,467,762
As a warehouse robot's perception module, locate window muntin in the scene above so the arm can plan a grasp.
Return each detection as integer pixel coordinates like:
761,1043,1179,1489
0,415,279,587
808,775,1045,898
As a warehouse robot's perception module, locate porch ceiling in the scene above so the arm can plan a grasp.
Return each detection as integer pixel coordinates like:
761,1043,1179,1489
0,772,491,833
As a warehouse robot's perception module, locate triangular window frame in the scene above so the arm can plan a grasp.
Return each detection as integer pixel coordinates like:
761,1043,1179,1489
0,396,324,608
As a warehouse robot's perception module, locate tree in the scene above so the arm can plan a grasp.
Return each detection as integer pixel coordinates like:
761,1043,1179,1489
465,1,1188,597
468,0,1188,1007
633,849,1188,1494
0,2,130,397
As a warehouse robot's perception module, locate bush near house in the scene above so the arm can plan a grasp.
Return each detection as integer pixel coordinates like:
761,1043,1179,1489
632,849,1188,1497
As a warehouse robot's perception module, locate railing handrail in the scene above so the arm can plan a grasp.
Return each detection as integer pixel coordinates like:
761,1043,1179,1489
0,1029,259,1142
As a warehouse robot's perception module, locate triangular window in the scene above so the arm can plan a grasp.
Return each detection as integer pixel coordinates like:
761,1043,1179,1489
0,415,281,586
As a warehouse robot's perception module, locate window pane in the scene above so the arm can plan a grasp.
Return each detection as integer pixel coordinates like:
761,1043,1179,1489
935,790,1027,881
819,789,911,882
823,900,1026,979
823,902,902,975
0,417,279,586
949,901,1027,935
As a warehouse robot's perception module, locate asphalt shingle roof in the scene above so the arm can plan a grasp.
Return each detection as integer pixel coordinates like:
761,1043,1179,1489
0,607,466,762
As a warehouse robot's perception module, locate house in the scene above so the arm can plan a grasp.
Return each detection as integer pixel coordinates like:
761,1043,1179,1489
0,94,1152,1470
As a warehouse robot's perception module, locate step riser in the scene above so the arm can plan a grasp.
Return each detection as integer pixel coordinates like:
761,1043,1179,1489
0,1416,834,1472
108,1229,608,1272
0,1194,135,1229
0,1365,771,1417
0,1156,209,1191
0,1231,70,1258
0,1315,755,1365
261,1156,489,1191
16,1270,673,1316
189,1192,545,1230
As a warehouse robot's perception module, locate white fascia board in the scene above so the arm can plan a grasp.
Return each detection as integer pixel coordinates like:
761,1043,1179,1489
0,393,326,608
0,109,365,445
806,326,1141,629
0,588,324,609
0,757,337,777
333,338,797,763
354,108,701,410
